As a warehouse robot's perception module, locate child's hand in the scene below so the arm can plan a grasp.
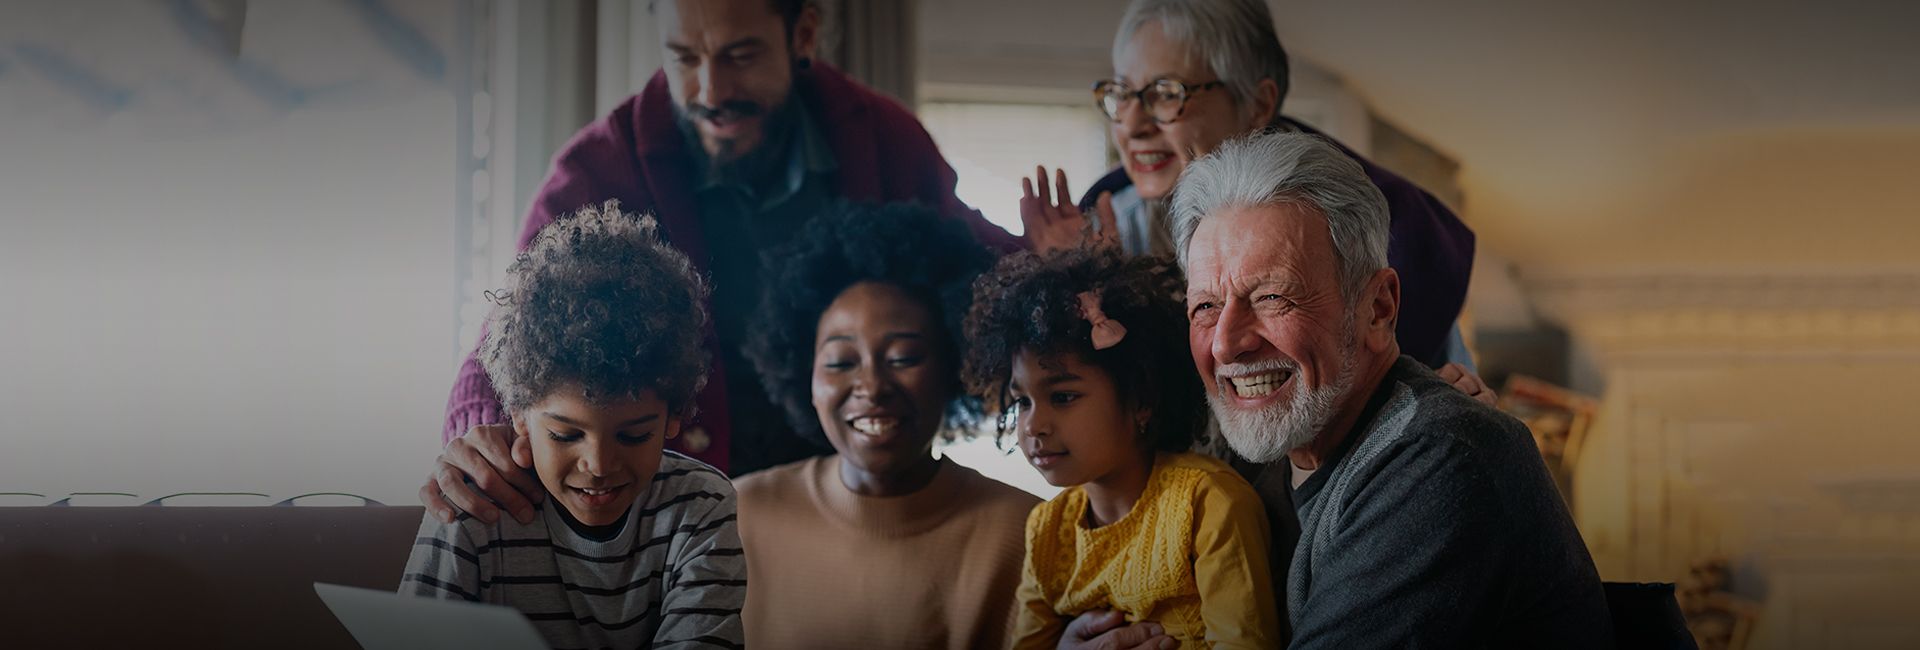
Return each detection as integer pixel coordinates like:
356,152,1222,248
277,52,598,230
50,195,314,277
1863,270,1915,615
1058,610,1176,650
419,424,544,525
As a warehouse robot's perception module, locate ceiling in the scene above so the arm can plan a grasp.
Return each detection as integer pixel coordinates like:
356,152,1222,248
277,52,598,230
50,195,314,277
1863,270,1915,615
1267,0,1920,274
922,0,1920,275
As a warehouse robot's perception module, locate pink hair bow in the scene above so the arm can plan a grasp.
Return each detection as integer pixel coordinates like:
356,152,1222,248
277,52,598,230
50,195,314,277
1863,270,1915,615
1077,291,1128,350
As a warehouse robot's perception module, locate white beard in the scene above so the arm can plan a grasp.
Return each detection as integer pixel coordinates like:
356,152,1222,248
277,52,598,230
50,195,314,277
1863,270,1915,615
1209,319,1359,464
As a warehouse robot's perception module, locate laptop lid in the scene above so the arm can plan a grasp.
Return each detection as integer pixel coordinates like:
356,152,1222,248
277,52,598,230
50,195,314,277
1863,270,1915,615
313,582,550,650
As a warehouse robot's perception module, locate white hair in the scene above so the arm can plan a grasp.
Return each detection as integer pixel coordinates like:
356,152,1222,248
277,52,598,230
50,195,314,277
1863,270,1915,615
1170,131,1391,302
1113,0,1291,125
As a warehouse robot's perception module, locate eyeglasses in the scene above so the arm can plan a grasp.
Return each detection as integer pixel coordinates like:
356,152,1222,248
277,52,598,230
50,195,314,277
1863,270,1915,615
1093,78,1226,124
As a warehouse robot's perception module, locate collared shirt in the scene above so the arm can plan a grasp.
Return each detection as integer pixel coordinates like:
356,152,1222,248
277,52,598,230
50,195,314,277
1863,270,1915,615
689,99,840,475
690,100,839,210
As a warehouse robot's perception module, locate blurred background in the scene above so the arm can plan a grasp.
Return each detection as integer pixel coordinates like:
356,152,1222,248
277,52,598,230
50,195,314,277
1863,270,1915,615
3,1,1918,647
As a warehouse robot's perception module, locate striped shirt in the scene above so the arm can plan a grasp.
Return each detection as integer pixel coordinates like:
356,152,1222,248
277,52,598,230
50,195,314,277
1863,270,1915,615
401,451,746,650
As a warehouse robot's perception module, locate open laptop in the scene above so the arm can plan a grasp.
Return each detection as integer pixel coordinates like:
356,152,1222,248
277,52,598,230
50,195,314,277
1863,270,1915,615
314,582,550,650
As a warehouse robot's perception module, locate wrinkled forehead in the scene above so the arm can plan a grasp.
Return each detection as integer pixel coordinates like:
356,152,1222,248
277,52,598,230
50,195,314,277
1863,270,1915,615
1183,203,1335,295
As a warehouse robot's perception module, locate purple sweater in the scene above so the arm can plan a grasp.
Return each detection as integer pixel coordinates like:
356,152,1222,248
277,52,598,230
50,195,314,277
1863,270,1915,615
443,64,1021,472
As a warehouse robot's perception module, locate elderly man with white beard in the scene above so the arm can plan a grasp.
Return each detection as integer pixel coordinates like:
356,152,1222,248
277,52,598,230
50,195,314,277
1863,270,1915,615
1168,131,1613,648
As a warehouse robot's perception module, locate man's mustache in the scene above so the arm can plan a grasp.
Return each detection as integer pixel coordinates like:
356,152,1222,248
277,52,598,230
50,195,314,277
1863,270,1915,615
685,100,764,123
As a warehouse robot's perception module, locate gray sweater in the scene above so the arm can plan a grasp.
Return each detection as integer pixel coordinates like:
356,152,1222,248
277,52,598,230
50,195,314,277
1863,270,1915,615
1269,357,1612,648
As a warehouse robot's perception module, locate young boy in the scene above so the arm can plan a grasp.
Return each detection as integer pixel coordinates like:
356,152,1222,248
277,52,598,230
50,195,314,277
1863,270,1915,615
400,201,744,649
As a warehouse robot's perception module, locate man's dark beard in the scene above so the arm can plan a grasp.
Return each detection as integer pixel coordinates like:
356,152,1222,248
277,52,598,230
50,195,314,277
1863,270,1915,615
676,91,802,188
684,99,764,125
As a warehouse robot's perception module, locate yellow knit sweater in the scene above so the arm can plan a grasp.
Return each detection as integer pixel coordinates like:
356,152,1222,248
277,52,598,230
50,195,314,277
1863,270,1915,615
1010,452,1280,649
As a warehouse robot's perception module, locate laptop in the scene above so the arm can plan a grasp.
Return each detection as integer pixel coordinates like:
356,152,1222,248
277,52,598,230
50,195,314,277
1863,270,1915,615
314,582,550,650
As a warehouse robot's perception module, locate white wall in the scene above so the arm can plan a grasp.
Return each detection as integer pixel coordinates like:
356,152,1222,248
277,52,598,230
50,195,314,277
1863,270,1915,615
0,1,464,505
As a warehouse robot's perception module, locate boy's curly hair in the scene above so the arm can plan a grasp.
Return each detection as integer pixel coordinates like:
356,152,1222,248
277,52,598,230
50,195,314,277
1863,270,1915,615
480,201,711,416
962,245,1206,452
745,201,995,449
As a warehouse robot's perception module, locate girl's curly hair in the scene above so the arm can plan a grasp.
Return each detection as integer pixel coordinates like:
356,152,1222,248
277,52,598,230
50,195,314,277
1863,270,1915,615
480,201,711,416
962,245,1207,452
745,201,995,449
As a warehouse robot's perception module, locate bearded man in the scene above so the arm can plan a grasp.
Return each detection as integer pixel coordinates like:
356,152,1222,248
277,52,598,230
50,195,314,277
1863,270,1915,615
420,0,1066,525
1173,131,1611,647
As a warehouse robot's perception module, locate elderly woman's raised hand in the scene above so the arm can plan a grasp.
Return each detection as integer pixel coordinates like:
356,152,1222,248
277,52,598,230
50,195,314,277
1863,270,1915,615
1021,166,1120,253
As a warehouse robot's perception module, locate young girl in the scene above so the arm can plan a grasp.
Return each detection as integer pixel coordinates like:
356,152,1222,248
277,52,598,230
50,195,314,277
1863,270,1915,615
400,202,745,649
964,245,1279,649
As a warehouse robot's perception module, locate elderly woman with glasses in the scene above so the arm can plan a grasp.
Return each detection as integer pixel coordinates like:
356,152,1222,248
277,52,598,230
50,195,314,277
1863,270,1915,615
1019,0,1483,377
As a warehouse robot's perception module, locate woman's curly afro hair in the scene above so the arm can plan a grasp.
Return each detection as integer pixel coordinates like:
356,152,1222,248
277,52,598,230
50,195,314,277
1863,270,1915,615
962,245,1207,453
745,200,995,449
480,200,711,416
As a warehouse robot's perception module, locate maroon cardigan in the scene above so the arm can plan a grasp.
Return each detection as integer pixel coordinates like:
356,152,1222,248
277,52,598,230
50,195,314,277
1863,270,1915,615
442,64,1021,472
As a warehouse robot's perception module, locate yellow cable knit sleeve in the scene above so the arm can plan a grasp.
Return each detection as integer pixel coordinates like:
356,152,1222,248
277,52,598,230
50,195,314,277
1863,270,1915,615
1010,502,1067,650
1191,468,1281,648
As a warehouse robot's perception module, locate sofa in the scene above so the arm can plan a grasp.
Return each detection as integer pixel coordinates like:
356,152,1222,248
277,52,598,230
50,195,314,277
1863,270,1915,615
0,504,425,648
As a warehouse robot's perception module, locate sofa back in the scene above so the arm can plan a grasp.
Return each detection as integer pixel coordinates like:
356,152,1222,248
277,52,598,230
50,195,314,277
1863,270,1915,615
0,505,424,648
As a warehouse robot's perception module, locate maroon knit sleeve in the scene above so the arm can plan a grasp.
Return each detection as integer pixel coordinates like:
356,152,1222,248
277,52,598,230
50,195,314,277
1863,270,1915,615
441,350,502,445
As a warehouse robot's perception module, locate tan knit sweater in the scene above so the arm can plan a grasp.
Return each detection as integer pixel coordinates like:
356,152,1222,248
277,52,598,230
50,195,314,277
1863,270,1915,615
735,455,1040,649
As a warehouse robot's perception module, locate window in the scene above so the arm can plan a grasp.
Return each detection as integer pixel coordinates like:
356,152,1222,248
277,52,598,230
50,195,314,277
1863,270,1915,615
919,101,1113,236
919,101,1113,499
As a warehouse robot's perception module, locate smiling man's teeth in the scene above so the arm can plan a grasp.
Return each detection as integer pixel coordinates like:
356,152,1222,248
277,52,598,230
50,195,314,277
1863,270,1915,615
851,417,900,435
1230,372,1291,398
578,487,617,496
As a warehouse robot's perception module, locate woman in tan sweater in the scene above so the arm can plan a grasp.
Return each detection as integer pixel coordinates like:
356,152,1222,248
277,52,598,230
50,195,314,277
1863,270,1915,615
738,202,1041,648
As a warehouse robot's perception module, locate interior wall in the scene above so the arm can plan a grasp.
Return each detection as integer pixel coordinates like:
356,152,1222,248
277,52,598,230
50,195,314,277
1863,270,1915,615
0,1,465,505
1543,275,1920,649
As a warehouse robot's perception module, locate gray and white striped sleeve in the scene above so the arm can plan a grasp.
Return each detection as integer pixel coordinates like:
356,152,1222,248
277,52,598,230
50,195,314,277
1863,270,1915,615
651,476,746,649
398,512,486,602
